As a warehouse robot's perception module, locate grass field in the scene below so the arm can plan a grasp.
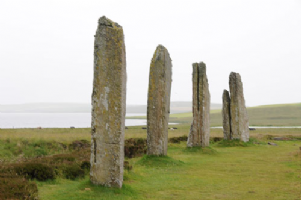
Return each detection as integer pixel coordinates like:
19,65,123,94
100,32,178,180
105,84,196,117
1,126,301,199
35,139,301,200
128,102,301,126
0,102,300,199
1,126,301,144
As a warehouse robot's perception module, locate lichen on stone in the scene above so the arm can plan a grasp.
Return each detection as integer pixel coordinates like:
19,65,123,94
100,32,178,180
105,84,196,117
187,62,210,147
147,45,172,156
91,16,126,188
222,72,249,142
229,72,249,142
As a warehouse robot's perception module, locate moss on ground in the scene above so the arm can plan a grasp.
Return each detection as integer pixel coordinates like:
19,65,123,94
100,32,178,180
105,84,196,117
1,127,301,199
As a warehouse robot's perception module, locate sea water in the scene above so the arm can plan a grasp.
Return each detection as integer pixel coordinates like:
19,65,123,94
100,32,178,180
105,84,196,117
0,113,147,128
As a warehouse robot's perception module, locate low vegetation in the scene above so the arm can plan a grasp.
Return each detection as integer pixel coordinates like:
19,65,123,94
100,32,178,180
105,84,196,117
0,173,38,200
211,103,301,126
0,126,301,199
0,103,300,199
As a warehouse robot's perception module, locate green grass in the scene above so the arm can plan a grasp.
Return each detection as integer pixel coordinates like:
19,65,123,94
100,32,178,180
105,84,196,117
1,118,301,199
34,139,301,200
126,103,301,126
167,102,301,126
254,103,301,108
1,126,301,145
211,103,301,126
215,138,260,147
0,138,68,160
136,155,185,167
247,103,301,126
183,146,218,154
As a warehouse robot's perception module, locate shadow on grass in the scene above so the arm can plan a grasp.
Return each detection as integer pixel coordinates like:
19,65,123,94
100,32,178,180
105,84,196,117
136,155,184,167
183,146,218,154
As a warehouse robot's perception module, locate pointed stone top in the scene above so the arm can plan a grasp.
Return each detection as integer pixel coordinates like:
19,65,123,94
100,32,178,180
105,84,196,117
98,16,122,28
155,45,168,54
223,89,229,94
153,44,170,62
157,44,166,49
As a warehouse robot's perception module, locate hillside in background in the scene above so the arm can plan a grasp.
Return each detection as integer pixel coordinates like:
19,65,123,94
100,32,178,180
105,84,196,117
1,102,300,126
127,101,222,114
167,103,301,126
0,102,222,114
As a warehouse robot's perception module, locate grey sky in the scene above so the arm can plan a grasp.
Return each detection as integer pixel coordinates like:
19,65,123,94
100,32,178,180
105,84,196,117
0,0,300,106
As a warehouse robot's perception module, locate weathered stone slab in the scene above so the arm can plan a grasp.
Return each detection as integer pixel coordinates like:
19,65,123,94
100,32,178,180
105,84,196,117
90,16,126,188
229,72,249,142
147,45,172,156
187,62,210,147
222,89,231,140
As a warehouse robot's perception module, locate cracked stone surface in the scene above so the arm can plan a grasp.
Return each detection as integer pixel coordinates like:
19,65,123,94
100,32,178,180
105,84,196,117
229,72,249,142
187,62,210,147
90,16,126,188
222,89,231,140
147,45,172,156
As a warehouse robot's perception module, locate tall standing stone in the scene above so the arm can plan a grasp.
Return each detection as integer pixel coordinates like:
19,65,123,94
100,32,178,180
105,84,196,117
147,45,172,156
229,72,249,142
90,16,126,188
187,62,210,147
222,89,231,140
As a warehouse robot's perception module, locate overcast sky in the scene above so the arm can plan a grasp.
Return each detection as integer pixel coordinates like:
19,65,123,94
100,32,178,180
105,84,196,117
0,0,300,106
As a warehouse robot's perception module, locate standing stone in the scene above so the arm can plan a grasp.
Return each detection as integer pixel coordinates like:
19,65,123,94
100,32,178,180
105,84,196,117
187,62,210,147
90,16,126,188
229,72,249,142
222,89,231,140
147,45,172,156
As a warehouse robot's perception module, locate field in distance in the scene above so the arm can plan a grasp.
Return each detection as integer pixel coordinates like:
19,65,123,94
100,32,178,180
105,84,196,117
1,102,300,199
0,101,221,114
127,102,301,126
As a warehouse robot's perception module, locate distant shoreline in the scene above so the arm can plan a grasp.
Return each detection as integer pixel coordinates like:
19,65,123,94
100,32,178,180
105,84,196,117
0,101,222,114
